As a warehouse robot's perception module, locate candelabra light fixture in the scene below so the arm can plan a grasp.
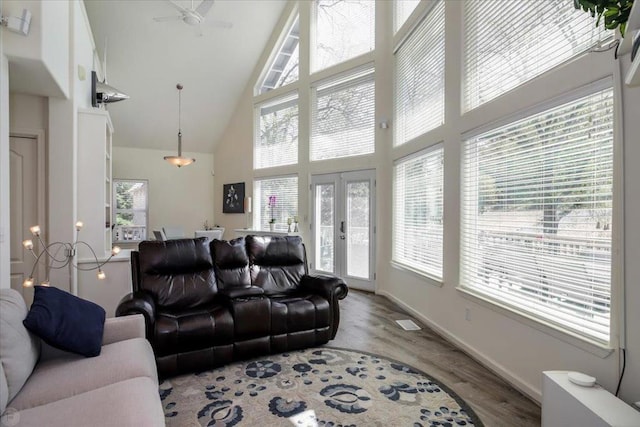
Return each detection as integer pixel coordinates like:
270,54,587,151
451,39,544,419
22,221,121,288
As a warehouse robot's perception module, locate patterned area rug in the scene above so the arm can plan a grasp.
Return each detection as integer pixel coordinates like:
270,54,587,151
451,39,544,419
160,347,483,426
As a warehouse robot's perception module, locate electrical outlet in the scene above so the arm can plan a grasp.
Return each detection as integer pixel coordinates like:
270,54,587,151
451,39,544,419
465,308,471,321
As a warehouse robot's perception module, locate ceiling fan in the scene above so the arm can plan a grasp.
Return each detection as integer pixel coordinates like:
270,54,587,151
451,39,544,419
153,0,233,35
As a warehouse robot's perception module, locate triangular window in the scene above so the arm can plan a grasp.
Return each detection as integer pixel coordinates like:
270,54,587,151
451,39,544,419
257,14,300,95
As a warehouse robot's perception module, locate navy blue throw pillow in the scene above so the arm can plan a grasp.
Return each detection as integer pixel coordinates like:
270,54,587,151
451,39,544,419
23,286,106,357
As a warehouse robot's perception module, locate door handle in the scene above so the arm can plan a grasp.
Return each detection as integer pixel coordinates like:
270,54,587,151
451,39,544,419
340,221,345,233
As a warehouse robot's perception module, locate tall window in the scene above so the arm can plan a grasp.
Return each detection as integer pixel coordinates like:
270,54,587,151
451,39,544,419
394,0,445,146
311,66,375,161
393,145,444,279
463,0,610,111
393,0,420,33
461,86,614,344
255,92,299,169
113,179,148,243
257,14,300,94
313,0,375,72
254,176,299,231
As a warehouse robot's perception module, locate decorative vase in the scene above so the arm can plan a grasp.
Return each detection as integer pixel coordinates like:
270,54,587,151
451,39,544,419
269,222,275,232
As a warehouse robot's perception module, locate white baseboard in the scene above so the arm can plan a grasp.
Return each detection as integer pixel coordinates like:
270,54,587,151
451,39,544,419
377,289,542,404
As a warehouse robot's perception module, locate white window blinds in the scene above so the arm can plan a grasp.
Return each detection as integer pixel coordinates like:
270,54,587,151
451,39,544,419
461,86,614,344
313,0,375,72
393,144,444,279
394,1,445,146
254,176,298,232
311,66,375,161
255,93,298,169
394,0,420,33
463,0,610,111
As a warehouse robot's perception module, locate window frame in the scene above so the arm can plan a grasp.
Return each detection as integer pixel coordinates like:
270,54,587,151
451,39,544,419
255,10,301,96
461,0,612,113
458,78,620,350
393,0,446,147
392,143,445,283
253,174,299,232
112,178,149,244
310,64,376,162
253,91,300,170
311,0,376,74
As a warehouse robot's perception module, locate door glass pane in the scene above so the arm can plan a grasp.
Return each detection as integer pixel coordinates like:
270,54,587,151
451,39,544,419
346,181,369,278
315,183,335,272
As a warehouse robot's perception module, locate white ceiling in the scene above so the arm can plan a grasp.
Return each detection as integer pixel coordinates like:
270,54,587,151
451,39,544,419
84,0,286,153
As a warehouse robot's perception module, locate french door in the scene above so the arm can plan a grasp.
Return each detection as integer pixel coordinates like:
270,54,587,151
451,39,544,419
311,170,375,292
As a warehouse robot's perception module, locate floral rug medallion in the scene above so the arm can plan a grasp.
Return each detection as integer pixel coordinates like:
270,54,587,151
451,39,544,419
160,347,483,426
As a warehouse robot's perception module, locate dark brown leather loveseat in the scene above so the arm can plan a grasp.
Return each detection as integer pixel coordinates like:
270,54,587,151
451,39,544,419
115,235,348,377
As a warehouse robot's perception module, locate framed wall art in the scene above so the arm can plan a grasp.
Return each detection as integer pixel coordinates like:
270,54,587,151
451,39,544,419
223,182,245,214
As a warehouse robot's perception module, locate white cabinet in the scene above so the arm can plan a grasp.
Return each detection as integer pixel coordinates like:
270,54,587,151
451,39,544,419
77,108,113,260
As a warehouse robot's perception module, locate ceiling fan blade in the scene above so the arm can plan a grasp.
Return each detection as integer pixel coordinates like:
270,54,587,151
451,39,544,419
207,19,233,29
167,0,188,14
153,15,182,22
195,0,215,17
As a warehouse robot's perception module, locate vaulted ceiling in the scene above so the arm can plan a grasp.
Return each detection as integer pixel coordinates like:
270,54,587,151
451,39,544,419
84,0,286,153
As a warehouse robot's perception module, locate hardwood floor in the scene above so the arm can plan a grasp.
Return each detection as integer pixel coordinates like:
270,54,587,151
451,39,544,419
330,290,541,426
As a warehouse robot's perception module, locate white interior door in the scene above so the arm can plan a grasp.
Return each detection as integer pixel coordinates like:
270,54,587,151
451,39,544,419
10,136,39,305
311,170,375,291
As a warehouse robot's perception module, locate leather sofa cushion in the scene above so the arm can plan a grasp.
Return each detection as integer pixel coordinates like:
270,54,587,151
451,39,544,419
211,237,251,290
138,238,217,309
247,236,307,295
154,305,234,357
270,294,331,334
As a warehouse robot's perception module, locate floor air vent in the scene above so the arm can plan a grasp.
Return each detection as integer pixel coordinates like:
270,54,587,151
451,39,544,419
395,319,421,331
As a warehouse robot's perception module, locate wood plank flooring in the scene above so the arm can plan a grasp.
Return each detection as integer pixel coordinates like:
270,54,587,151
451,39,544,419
329,290,541,426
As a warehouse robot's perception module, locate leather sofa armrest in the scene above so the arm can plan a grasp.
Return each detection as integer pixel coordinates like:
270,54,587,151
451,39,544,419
300,274,348,301
115,291,156,339
300,274,348,340
217,286,265,301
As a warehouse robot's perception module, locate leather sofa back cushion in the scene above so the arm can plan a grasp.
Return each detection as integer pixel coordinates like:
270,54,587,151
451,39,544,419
138,238,218,309
211,237,251,290
247,236,307,295
0,288,41,413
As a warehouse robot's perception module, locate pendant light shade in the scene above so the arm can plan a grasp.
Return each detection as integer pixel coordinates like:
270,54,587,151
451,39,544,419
164,83,196,167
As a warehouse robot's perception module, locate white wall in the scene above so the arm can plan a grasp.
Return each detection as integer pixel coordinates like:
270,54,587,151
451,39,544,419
3,0,107,297
619,56,640,405
3,0,70,97
0,55,10,289
214,0,640,406
9,93,47,129
112,146,215,239
213,85,256,236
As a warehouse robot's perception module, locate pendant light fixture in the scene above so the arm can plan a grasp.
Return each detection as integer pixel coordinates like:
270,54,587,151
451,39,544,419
164,83,196,167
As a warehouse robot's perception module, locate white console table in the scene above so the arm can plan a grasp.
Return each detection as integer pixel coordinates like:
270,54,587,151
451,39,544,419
542,371,640,426
234,229,300,239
